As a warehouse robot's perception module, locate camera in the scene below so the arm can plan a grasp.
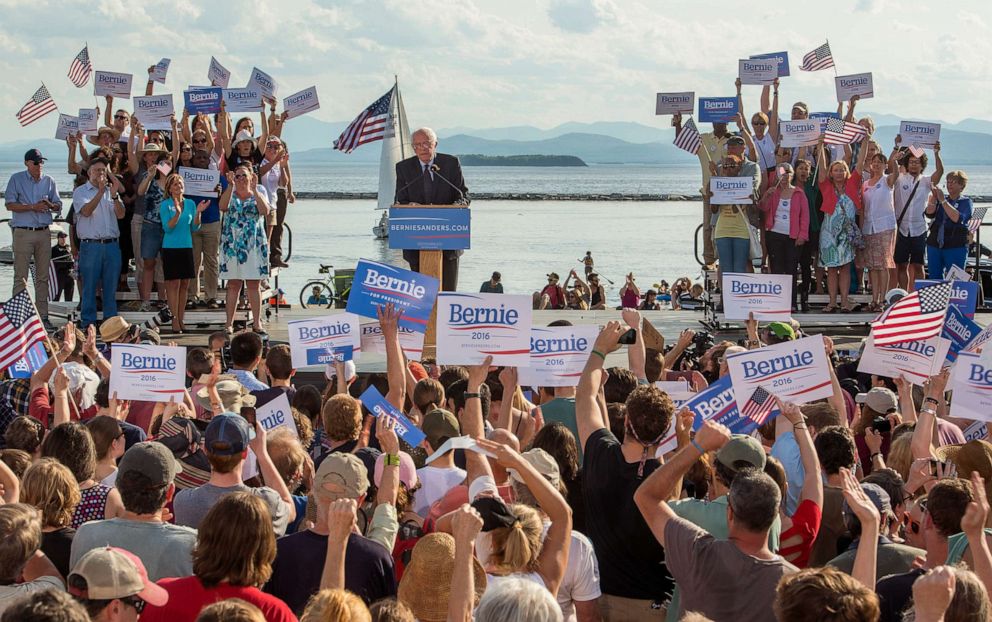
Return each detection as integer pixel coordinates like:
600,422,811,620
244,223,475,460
870,417,892,434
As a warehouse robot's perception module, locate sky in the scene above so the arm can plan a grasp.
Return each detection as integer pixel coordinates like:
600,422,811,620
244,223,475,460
2,0,990,141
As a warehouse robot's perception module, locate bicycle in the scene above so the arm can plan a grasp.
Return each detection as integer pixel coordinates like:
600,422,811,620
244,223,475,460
299,264,354,309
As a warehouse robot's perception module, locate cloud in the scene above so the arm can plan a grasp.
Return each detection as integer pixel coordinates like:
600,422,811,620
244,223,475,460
547,0,616,33
854,0,888,13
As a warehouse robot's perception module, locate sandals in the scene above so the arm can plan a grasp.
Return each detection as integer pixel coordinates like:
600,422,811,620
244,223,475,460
224,325,234,335
823,305,838,314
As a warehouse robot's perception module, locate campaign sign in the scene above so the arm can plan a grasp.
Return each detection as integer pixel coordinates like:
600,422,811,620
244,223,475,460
942,306,982,364
388,208,471,250
518,325,599,387
178,167,221,196
247,67,278,102
359,386,426,447
287,313,362,368
750,51,790,77
721,273,792,320
779,120,821,148
151,58,171,84
306,345,353,366
709,177,752,204
93,71,133,98
109,344,186,402
727,334,833,405
346,259,439,334
899,121,940,149
810,111,841,132
9,343,49,379
917,279,978,318
283,86,320,119
78,108,98,134
54,114,79,141
945,264,972,282
857,334,950,384
208,56,231,88
964,420,989,442
738,58,778,85
949,351,992,422
184,88,223,115
223,87,264,113
436,293,532,366
133,94,174,131
255,392,299,437
966,324,992,355
360,322,426,359
656,375,771,452
698,97,739,123
835,72,874,102
655,92,694,115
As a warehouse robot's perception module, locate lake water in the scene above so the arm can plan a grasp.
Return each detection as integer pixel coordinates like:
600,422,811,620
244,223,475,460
1,162,991,306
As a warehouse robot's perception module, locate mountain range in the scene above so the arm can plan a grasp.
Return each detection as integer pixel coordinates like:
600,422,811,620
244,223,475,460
3,113,990,165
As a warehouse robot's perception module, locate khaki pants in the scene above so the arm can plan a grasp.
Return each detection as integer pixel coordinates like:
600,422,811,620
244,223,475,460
13,228,51,318
190,221,221,301
599,593,667,622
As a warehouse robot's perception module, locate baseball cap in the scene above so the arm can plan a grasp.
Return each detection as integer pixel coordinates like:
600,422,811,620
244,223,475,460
765,321,796,341
547,272,560,280
422,408,460,450
203,412,252,456
792,101,809,114
727,135,746,146
855,387,898,414
507,448,561,490
491,271,501,281
885,288,908,306
716,434,767,471
68,546,168,606
843,482,891,517
24,148,46,163
314,452,369,501
57,231,67,238
118,441,181,486
374,450,418,489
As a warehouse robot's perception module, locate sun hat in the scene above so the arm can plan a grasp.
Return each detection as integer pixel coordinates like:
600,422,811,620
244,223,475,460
68,546,168,607
139,142,165,155
99,316,132,343
87,127,122,145
398,533,487,622
195,376,257,413
234,130,255,146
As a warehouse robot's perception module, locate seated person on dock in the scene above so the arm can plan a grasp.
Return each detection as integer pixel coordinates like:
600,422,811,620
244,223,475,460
306,285,329,306
534,272,567,310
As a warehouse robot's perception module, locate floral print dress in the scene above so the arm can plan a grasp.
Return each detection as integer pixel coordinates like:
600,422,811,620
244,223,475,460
819,193,857,268
220,189,269,280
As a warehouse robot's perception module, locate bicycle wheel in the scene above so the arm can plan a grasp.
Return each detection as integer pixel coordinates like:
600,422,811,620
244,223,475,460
300,281,335,309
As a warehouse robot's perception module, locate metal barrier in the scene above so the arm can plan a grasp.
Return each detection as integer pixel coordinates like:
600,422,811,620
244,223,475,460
694,223,705,266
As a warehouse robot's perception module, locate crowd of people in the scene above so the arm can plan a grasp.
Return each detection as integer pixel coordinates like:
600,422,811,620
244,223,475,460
0,299,985,622
681,79,978,313
6,65,296,336
520,268,705,311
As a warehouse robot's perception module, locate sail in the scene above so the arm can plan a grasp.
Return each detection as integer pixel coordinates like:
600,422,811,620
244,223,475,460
377,82,412,211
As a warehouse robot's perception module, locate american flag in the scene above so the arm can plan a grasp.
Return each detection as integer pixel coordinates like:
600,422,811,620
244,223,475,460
871,281,951,346
823,118,868,145
741,386,776,425
27,262,59,302
16,85,57,127
799,42,835,72
968,206,988,234
68,45,92,88
0,290,48,372
674,118,702,155
333,88,393,154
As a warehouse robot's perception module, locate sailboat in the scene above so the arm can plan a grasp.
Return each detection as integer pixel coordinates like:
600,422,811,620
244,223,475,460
374,78,412,239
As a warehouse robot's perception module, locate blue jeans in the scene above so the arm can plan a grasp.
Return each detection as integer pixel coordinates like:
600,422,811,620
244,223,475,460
927,245,967,280
715,237,750,274
79,240,121,329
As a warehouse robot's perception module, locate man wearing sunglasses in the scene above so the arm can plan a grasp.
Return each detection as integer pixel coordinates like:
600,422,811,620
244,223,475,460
4,148,62,329
68,546,169,620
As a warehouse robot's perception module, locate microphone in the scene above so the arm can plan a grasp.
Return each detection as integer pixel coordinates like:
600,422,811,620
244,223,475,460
430,164,468,204
393,165,430,203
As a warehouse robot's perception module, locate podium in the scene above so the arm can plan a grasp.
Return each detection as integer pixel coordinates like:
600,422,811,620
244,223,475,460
391,204,469,359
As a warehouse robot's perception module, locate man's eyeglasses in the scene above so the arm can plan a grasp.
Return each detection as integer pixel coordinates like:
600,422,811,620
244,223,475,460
413,141,433,149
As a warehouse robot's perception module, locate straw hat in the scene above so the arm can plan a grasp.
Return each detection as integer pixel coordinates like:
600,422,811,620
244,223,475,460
194,375,257,413
87,126,121,145
99,316,132,343
140,142,166,155
398,533,487,622
935,440,992,498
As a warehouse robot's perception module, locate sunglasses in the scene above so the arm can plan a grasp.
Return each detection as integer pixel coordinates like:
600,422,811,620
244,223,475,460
753,121,767,126
234,174,248,180
114,114,128,120
120,596,146,613
180,147,192,152
193,138,207,144
902,513,921,535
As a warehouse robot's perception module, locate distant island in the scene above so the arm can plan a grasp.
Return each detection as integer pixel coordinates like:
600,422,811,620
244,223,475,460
457,154,587,166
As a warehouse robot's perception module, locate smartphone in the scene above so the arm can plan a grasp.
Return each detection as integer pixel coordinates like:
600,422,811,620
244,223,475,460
241,406,257,427
871,417,892,434
928,459,951,476
618,328,637,345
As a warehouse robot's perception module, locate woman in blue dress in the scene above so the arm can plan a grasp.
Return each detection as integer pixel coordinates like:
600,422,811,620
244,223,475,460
219,163,270,334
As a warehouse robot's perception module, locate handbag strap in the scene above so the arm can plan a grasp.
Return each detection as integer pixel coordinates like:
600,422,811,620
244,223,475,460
896,178,922,228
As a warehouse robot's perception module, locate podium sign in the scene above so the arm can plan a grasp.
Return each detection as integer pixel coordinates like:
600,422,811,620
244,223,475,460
388,207,471,250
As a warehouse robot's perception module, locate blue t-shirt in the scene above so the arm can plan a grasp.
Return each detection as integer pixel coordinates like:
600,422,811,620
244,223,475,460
160,198,200,249
187,174,225,225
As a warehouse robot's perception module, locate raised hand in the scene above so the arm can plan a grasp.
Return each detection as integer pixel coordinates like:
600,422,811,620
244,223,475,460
375,415,400,456
840,467,880,527
695,420,732,453
467,355,494,390
451,503,484,544
376,303,401,339
326,498,358,541
592,321,625,357
912,566,956,622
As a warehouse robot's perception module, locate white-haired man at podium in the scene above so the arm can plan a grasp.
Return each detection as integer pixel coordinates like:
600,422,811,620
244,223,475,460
394,127,470,291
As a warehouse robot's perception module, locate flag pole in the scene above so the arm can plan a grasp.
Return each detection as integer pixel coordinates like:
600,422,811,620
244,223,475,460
22,290,82,418
827,38,838,77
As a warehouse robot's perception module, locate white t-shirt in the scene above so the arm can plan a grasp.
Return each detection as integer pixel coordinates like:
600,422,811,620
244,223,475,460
862,177,896,234
413,464,466,516
752,133,777,171
771,198,792,235
259,158,282,205
544,522,602,622
0,576,64,616
893,172,933,237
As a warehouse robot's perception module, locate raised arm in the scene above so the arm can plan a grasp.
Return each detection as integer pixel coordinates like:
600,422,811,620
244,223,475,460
779,398,823,508
622,308,646,381
769,78,780,142
888,141,901,188
319,498,356,590
845,95,859,122
663,329,696,373
218,103,233,158
840,467,880,588
464,357,496,487
931,141,944,185
856,136,871,174
249,423,297,523
816,138,828,184
377,304,406,410
448,505,483,622
912,369,948,459
256,107,271,152
144,65,154,96
963,472,992,596
576,323,624,450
